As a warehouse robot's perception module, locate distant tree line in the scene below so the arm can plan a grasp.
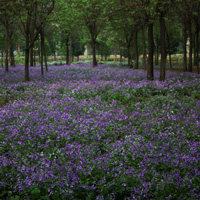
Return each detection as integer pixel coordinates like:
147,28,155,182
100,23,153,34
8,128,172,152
0,0,200,82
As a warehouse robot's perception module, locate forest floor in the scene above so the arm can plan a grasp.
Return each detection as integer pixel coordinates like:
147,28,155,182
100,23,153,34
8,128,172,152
0,64,200,199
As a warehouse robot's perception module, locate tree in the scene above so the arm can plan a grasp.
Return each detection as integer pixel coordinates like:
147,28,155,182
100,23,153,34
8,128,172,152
0,0,15,72
16,0,55,81
69,0,113,67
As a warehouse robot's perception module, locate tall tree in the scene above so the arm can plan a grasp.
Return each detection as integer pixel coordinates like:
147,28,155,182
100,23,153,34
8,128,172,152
0,0,15,72
16,0,55,81
69,0,113,67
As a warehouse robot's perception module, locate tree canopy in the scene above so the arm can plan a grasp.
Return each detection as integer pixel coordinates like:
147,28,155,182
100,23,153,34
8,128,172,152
0,0,200,81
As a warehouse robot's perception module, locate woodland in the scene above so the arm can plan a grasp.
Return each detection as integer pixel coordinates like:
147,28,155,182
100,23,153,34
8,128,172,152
0,0,200,199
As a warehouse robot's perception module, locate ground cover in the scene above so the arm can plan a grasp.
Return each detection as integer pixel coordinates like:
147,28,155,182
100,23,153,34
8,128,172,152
0,64,200,199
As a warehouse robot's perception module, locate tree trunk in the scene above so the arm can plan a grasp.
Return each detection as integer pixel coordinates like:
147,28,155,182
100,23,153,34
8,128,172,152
30,45,34,66
142,26,146,70
69,36,72,65
165,26,172,69
147,23,154,80
25,13,31,82
10,45,15,67
183,24,187,72
155,51,157,66
40,28,44,76
120,53,122,63
5,23,9,72
196,24,199,74
66,36,69,65
25,34,30,82
127,45,132,68
34,50,36,66
155,35,159,65
160,14,166,81
10,46,13,66
44,40,48,72
25,48,30,82
188,22,193,72
54,51,56,61
1,48,3,67
194,30,197,66
91,37,97,67
135,30,139,69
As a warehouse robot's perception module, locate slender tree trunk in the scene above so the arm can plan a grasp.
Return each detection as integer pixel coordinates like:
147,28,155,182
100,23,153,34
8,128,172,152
135,30,139,69
25,35,30,82
91,36,97,67
154,35,159,65
25,48,30,82
114,50,117,63
10,46,15,67
160,14,166,81
34,50,36,66
194,30,197,66
66,36,69,65
5,23,9,72
128,45,132,68
142,26,146,70
69,36,72,65
1,48,3,67
168,51,172,69
25,13,32,82
196,24,199,74
10,46,13,66
44,41,48,72
147,23,154,80
183,24,187,72
165,26,172,68
40,28,44,76
188,22,193,72
120,53,122,63
54,51,56,61
30,46,34,66
155,51,157,66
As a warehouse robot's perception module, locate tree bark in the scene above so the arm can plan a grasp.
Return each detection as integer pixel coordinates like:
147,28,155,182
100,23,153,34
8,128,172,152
44,40,48,72
25,32,30,82
1,48,3,67
127,45,132,68
40,27,44,76
188,22,193,72
196,24,199,74
66,36,69,65
24,11,32,82
165,26,172,69
10,46,13,66
142,26,146,70
91,36,97,67
5,23,9,72
10,45,15,67
135,30,139,69
183,24,187,72
34,50,36,66
194,30,197,66
120,53,122,63
155,35,159,65
30,46,34,66
53,50,56,61
147,23,154,80
160,14,166,81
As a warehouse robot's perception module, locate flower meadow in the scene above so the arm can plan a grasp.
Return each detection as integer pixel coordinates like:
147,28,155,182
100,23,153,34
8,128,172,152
0,64,200,200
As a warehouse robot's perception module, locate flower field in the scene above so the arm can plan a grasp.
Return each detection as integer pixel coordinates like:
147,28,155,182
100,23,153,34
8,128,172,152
0,64,200,200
